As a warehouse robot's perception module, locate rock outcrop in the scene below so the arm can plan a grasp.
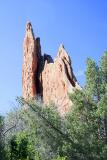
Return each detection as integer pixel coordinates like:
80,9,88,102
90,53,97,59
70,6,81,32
22,22,81,115
22,22,37,98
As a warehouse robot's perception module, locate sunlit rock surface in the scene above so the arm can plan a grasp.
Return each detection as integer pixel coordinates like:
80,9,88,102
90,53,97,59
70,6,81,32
22,22,81,115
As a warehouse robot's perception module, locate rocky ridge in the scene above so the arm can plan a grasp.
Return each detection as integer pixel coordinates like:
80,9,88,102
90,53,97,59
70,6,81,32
22,22,81,115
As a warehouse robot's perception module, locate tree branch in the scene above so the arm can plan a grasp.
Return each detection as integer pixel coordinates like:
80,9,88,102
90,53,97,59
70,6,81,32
3,124,16,136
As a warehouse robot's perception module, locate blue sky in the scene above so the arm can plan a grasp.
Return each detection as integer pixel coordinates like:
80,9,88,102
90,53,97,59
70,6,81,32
0,0,107,114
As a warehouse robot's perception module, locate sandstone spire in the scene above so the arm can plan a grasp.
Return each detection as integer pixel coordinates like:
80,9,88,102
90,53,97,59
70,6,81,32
42,44,81,115
22,22,37,99
22,23,81,115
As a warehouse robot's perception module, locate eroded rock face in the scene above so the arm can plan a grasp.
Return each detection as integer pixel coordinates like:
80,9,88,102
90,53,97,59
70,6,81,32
42,44,81,115
22,22,81,115
22,22,37,99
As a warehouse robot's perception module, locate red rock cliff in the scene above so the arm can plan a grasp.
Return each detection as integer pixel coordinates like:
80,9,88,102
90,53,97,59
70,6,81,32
22,22,81,115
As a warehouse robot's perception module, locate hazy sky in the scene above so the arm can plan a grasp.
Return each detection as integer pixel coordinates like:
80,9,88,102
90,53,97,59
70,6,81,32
0,0,107,114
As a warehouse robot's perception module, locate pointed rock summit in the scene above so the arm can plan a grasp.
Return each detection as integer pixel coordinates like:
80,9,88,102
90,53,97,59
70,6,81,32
22,22,37,99
22,22,81,115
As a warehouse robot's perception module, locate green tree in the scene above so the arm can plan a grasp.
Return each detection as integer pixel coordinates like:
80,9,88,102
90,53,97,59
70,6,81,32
100,51,107,84
85,58,101,100
4,52,107,160
0,115,6,160
8,132,40,160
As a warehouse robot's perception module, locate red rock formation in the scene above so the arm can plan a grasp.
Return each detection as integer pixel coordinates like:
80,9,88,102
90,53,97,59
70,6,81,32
22,22,37,99
22,22,81,115
42,44,81,115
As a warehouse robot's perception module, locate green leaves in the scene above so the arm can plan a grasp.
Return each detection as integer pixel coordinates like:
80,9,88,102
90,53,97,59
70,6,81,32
85,58,101,101
100,52,107,83
3,51,107,159
8,132,37,160
0,115,6,160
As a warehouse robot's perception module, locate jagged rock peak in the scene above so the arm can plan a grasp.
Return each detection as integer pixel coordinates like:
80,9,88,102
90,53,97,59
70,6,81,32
25,22,35,39
57,44,71,64
58,43,65,51
26,21,32,30
22,22,81,115
22,22,37,99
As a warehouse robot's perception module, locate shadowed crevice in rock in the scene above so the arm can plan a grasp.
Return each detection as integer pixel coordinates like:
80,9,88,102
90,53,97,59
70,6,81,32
62,59,76,87
44,54,54,63
35,37,43,96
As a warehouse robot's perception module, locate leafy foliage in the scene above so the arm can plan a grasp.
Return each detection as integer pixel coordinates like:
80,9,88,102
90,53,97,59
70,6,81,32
2,52,107,160
0,115,6,160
